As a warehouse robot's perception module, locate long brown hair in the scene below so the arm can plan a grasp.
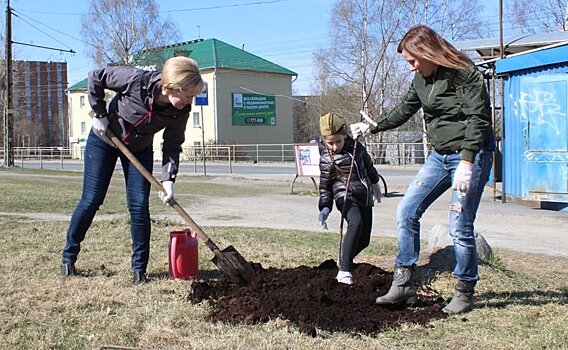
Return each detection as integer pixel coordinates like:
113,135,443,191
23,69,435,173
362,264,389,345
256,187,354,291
397,25,473,71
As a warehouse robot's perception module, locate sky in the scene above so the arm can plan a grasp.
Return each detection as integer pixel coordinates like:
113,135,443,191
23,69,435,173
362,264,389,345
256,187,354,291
5,0,500,95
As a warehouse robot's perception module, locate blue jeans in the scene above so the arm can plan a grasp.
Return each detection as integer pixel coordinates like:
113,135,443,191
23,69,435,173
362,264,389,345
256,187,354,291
395,149,493,281
61,131,153,272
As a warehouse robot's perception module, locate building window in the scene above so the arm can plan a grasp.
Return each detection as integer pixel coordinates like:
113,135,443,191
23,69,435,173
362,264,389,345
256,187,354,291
193,112,201,128
80,96,85,108
81,122,86,134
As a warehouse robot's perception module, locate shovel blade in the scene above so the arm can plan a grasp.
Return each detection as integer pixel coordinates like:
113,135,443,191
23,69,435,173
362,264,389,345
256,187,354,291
211,245,254,285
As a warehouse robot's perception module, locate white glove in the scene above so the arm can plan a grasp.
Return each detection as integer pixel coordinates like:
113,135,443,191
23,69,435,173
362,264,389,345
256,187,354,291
318,207,330,230
159,180,175,204
452,161,473,195
371,182,382,203
350,122,371,139
92,115,109,140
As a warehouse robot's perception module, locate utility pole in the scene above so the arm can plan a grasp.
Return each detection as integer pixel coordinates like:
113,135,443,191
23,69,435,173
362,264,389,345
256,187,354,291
3,0,14,166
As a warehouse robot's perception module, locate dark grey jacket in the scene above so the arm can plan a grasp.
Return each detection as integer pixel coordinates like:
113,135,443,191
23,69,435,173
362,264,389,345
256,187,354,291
318,137,381,212
88,66,192,182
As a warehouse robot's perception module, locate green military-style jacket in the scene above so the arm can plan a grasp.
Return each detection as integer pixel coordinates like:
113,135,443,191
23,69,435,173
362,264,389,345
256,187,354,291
372,66,493,162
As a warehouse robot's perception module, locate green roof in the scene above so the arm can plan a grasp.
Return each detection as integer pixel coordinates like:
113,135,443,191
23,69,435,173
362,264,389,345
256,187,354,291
134,38,296,76
67,77,88,91
67,39,296,91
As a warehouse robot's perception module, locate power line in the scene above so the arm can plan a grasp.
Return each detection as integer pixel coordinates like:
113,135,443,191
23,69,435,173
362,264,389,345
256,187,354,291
10,8,85,47
15,0,290,16
8,0,567,97
11,41,75,54
10,2,330,62
10,9,75,52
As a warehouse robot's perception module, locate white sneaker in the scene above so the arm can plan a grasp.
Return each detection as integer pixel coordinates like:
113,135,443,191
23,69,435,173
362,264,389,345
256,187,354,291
336,270,353,285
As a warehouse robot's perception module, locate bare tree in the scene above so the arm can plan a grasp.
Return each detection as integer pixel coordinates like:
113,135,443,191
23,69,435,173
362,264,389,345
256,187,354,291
81,0,181,67
307,0,487,162
508,0,568,34
314,0,404,120
402,0,488,39
317,0,487,109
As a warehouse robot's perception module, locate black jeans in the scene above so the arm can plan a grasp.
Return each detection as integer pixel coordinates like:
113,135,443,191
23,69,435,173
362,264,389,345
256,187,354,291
336,199,373,271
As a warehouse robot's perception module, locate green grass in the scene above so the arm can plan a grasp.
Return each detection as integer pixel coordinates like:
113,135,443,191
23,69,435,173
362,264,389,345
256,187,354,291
0,168,290,216
0,167,567,349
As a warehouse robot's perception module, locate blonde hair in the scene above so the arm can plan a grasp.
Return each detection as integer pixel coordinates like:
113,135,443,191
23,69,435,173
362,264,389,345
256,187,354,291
162,56,204,95
397,25,474,71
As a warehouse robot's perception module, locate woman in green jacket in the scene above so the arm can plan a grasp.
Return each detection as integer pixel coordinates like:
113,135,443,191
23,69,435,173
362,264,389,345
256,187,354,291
351,25,494,314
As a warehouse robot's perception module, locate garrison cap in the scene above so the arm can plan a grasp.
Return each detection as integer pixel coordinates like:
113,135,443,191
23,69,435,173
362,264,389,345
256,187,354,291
319,112,346,137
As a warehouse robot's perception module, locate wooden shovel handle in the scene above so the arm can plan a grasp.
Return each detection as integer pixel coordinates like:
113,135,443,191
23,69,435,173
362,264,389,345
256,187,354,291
105,129,221,253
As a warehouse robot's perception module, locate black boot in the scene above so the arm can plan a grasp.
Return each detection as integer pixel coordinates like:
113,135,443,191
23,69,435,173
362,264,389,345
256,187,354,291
132,271,148,285
442,280,476,315
375,265,417,305
60,263,77,277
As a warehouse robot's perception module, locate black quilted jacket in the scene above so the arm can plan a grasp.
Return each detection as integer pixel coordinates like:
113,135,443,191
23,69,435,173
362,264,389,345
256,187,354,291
318,137,381,212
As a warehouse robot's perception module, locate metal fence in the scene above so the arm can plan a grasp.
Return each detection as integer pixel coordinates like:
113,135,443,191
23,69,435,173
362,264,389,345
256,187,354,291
180,142,428,164
182,144,296,163
6,147,73,169
2,142,429,168
180,142,429,165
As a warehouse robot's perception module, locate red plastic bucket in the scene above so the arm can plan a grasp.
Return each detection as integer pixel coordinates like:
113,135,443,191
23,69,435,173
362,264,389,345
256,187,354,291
168,229,198,280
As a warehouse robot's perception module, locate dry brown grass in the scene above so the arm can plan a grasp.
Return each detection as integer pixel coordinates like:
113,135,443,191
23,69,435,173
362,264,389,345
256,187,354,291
0,168,567,349
0,215,566,350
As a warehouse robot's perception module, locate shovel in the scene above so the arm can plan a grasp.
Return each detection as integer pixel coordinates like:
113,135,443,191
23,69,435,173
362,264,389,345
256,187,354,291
105,129,254,285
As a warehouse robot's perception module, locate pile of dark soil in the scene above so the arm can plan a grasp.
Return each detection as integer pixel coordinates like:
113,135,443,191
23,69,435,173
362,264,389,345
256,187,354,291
188,260,447,336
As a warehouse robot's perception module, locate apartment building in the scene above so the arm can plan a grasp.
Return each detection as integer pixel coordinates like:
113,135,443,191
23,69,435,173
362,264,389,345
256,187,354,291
10,60,68,147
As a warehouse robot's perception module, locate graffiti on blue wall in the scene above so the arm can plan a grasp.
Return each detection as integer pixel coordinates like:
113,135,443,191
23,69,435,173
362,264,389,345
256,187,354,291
516,77,568,199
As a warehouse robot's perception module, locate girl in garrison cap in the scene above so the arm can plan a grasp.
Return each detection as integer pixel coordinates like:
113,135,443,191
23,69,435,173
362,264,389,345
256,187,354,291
317,112,383,285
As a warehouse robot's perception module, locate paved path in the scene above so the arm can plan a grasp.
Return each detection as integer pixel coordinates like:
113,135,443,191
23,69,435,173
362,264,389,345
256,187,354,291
172,167,568,259
3,164,567,258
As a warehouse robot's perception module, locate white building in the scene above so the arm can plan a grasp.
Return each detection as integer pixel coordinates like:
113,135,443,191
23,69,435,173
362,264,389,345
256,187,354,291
67,38,297,159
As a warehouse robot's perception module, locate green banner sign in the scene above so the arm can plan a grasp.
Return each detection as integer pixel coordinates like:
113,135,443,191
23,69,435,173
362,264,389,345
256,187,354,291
232,93,276,126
